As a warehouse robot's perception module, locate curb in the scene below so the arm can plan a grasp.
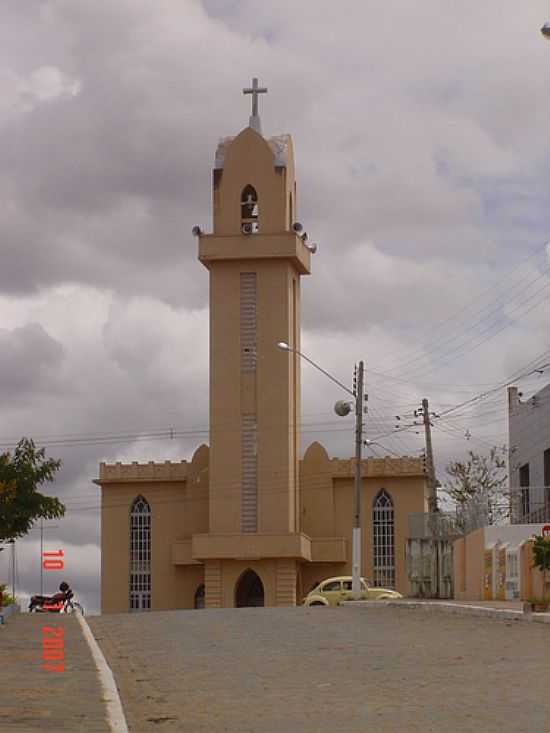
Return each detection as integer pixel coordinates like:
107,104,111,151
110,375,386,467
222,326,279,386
344,599,550,625
0,603,20,625
76,612,129,733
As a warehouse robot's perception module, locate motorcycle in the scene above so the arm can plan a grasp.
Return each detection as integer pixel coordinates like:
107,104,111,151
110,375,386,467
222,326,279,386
29,582,85,615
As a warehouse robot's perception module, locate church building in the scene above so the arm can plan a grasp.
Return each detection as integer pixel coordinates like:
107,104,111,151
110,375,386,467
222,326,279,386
96,80,428,612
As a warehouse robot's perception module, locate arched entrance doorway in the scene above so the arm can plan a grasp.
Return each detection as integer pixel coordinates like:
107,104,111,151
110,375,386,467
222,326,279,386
194,584,205,609
235,569,264,607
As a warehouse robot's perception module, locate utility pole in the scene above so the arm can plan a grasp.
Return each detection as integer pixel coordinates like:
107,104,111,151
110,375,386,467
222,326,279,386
277,342,366,600
419,398,440,598
420,398,438,513
40,519,43,595
28,521,59,595
10,540,15,600
352,361,365,600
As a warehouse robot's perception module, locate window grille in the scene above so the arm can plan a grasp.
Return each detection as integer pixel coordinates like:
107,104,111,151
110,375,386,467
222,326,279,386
373,489,395,589
129,496,151,612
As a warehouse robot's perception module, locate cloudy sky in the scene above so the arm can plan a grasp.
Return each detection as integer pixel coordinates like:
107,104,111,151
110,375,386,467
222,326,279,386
2,1,550,613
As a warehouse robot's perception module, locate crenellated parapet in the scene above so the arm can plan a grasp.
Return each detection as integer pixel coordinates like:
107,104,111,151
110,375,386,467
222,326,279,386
98,460,189,483
330,456,425,478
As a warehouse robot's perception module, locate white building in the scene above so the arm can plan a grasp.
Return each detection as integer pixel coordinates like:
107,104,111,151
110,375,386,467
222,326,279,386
508,384,550,523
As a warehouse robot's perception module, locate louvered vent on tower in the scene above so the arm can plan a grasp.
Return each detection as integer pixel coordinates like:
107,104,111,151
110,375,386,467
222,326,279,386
240,414,257,532
240,272,257,532
240,273,257,373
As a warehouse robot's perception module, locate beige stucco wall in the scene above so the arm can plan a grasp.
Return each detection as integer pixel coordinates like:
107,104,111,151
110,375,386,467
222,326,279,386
454,525,550,602
213,127,294,236
98,445,426,612
204,558,297,608
99,447,209,613
300,442,427,596
452,528,485,601
207,259,304,536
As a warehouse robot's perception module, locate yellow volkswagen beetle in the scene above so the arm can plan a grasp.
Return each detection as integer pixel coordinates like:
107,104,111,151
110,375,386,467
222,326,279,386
303,576,403,607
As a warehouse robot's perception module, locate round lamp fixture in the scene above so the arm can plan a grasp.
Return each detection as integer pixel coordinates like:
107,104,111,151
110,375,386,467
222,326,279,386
334,400,352,417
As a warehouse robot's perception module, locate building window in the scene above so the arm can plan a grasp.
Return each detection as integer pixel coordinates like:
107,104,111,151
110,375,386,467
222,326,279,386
373,489,395,589
129,495,151,612
519,463,530,519
241,185,259,233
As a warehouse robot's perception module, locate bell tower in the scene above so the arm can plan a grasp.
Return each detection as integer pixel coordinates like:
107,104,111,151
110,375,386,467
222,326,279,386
196,79,311,547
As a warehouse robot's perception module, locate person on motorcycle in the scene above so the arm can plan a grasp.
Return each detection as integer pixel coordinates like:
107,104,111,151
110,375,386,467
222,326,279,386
52,581,72,601
29,581,73,611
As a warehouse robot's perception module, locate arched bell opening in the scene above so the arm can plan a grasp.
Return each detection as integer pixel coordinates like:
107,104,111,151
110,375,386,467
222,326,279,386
235,568,265,607
241,185,259,234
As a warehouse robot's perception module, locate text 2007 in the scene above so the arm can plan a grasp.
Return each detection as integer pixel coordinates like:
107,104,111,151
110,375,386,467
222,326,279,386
42,626,64,672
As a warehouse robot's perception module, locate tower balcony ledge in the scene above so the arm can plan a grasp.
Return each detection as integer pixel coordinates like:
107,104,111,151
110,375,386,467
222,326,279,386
191,532,311,561
188,533,346,563
198,232,311,275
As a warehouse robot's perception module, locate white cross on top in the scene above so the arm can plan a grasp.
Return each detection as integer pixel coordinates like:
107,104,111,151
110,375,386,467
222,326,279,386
243,77,268,118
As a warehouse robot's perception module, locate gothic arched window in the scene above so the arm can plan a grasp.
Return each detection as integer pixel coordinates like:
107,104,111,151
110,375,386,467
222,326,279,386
373,489,395,589
129,495,151,612
241,185,259,233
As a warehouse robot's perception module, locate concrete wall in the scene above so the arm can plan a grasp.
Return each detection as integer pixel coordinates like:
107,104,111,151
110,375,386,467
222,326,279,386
508,384,550,517
453,528,485,601
453,524,549,602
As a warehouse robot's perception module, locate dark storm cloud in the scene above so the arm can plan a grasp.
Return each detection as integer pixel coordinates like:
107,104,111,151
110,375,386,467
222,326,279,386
0,323,64,402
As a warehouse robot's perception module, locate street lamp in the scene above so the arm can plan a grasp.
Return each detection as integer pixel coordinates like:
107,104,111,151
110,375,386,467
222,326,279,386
277,341,365,600
542,22,550,39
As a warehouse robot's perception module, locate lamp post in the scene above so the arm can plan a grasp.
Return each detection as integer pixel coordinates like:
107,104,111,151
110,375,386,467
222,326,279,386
277,342,366,599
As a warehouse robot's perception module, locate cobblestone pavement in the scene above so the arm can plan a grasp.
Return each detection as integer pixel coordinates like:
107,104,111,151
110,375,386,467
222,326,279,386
89,606,550,733
1,613,109,732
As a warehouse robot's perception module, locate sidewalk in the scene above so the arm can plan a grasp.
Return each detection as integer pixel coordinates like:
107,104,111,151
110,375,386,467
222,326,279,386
416,599,524,611
346,597,550,624
0,613,110,732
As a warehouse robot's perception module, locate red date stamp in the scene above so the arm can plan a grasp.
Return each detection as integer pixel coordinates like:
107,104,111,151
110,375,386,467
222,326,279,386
42,626,64,672
42,549,64,570
41,548,65,672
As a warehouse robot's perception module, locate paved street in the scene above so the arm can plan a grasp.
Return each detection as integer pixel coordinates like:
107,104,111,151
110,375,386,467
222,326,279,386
89,606,550,733
0,613,109,732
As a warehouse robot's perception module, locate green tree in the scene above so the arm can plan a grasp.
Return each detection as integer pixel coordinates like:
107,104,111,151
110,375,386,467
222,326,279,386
443,446,509,531
0,438,64,542
531,534,550,601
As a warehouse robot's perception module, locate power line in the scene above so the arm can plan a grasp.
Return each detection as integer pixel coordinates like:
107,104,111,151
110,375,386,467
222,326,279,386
371,241,550,375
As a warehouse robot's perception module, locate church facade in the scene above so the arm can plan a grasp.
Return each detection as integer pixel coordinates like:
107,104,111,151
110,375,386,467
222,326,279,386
96,83,428,612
